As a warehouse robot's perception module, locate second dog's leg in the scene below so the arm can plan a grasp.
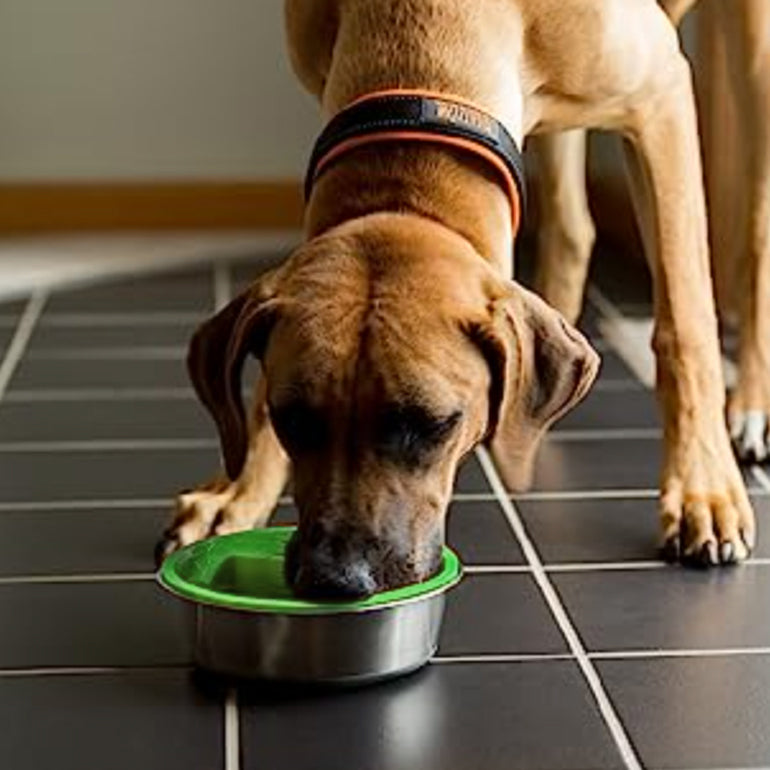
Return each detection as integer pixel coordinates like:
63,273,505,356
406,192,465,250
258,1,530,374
532,130,596,325
718,0,770,462
621,50,755,564
157,378,290,560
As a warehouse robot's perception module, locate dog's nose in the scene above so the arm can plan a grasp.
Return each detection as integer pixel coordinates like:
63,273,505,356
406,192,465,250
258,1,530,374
294,555,377,600
285,529,378,600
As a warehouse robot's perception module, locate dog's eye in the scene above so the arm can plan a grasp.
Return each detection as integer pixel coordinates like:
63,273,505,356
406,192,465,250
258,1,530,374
269,401,326,454
378,407,462,467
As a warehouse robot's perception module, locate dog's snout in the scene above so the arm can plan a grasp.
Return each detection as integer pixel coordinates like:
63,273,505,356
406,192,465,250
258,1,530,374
285,528,378,600
295,555,377,600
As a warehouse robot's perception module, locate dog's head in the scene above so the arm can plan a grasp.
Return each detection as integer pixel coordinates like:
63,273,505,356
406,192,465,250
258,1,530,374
189,214,598,599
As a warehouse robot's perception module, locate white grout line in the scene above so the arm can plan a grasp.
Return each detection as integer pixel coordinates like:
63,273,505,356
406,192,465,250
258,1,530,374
0,666,136,678
545,561,665,573
463,565,531,574
225,688,240,770
0,664,190,678
0,573,154,585
513,488,659,501
0,291,48,401
214,262,232,312
590,647,770,661
3,387,195,402
548,428,660,442
451,492,496,502
0,438,218,453
26,347,186,360
0,499,170,512
30,312,204,327
432,653,573,664
476,446,643,770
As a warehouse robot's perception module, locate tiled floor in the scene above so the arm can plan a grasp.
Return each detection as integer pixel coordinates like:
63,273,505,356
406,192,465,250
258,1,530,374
1,253,769,770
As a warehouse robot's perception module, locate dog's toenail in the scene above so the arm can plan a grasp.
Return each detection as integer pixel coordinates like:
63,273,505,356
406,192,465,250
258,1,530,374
700,541,718,567
719,542,735,564
660,536,680,563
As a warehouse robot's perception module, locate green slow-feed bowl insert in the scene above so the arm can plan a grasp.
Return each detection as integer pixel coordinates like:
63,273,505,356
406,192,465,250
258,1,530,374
158,526,462,615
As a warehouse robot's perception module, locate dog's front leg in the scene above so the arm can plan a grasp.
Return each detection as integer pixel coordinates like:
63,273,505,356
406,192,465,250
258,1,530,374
621,53,755,565
157,377,290,561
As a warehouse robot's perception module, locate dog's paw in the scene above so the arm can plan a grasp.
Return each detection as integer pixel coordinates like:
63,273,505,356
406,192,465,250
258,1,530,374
727,360,770,464
658,434,756,567
155,478,267,565
729,409,770,464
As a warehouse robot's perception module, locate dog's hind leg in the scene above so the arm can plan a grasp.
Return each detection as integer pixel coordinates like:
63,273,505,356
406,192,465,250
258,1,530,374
531,130,595,325
714,0,770,463
157,377,290,562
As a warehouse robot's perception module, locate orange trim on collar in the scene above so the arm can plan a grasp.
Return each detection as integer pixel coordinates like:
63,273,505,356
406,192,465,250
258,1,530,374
306,90,525,233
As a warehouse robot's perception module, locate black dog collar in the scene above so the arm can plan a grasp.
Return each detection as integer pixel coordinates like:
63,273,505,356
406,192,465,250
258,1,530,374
304,90,526,230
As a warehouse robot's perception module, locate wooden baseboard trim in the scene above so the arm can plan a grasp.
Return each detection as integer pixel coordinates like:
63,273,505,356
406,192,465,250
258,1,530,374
0,181,304,234
0,177,640,260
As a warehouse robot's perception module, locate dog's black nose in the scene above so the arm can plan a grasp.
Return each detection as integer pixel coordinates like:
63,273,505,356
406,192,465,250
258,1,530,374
294,557,377,600
285,529,378,600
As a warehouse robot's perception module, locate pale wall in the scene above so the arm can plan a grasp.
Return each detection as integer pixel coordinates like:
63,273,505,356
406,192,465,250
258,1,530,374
0,0,319,180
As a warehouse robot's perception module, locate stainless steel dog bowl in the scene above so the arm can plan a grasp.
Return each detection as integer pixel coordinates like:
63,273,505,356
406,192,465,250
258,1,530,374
157,527,462,685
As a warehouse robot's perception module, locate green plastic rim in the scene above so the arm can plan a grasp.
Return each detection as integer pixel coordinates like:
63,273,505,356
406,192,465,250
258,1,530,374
158,526,462,615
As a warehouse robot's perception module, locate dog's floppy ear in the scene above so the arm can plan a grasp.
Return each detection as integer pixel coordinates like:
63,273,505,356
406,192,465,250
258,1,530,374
187,269,282,480
470,283,600,491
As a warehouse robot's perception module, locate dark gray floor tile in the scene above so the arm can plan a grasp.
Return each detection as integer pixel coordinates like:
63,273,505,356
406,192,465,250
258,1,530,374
595,351,636,382
28,322,197,350
554,567,770,652
439,574,565,655
520,497,661,564
532,438,660,491
0,507,166,576
240,661,622,770
0,399,213,441
46,270,214,312
0,327,14,358
0,299,26,314
598,656,770,770
0,670,221,770
520,495,770,564
9,357,190,389
554,388,658,431
0,582,191,667
0,448,218,502
446,500,523,565
455,454,490,492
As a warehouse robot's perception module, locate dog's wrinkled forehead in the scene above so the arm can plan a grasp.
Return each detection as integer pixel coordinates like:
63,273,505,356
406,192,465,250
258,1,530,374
262,221,493,406
264,262,482,409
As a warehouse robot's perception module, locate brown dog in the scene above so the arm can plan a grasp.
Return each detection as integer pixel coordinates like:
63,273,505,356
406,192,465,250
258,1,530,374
159,0,755,596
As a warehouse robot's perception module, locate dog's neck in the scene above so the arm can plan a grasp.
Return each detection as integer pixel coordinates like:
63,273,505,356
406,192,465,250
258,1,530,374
304,142,515,275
